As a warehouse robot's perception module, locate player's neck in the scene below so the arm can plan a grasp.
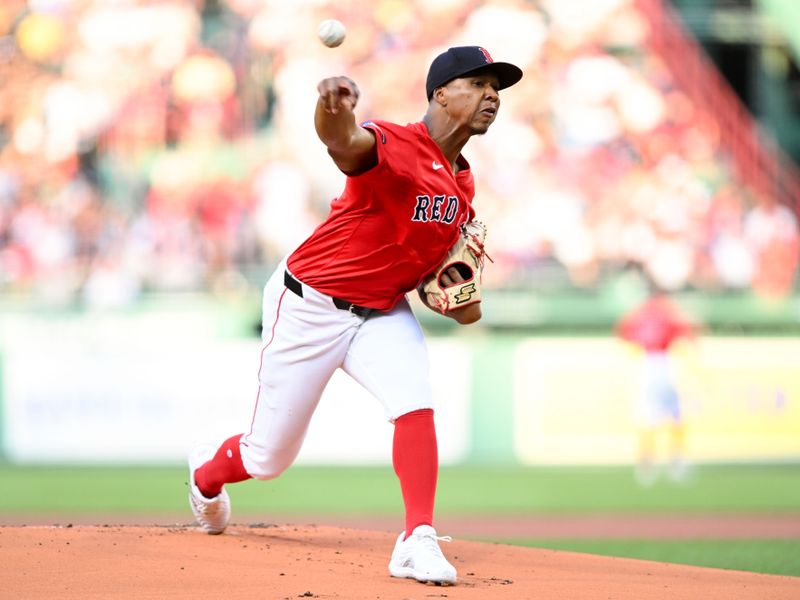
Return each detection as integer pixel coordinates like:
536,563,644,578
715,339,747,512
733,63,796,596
422,114,469,171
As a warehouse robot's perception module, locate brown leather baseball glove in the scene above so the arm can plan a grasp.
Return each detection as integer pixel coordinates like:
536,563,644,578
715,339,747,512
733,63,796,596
418,220,491,314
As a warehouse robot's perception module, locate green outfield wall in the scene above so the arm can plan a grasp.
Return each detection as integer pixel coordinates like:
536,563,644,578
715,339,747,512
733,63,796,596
1,306,799,465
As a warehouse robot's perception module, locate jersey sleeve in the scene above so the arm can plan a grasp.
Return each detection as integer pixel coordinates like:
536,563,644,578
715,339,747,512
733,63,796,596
359,120,415,179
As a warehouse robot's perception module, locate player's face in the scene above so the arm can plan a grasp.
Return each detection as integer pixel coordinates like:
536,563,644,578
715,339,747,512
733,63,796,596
444,72,501,134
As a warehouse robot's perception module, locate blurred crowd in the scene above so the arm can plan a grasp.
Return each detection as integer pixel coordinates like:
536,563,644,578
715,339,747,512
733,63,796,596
0,0,798,309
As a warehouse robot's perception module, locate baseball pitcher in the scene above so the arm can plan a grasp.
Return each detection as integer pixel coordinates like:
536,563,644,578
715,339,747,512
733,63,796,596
188,46,522,585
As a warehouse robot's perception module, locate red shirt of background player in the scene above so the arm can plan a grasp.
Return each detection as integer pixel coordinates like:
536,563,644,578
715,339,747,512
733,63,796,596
288,120,475,311
616,294,695,352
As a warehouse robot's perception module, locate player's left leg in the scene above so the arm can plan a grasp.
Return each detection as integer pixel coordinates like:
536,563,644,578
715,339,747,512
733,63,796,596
635,353,672,486
343,298,455,584
634,426,658,486
342,298,436,534
663,386,688,482
392,408,437,537
667,420,688,481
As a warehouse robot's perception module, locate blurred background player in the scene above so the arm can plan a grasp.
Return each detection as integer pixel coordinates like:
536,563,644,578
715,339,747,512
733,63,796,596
187,46,522,585
616,280,699,485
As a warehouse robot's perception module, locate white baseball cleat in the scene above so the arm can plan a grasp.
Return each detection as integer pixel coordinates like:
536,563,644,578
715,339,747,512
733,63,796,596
388,524,457,585
188,445,230,535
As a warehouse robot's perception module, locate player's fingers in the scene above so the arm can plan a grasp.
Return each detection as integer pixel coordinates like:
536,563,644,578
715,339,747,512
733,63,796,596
317,78,340,113
317,77,359,114
342,77,360,101
440,268,462,287
445,266,465,283
339,93,357,112
334,78,359,112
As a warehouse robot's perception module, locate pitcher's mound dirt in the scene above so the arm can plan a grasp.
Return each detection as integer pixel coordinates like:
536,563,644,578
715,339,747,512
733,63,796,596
3,524,798,599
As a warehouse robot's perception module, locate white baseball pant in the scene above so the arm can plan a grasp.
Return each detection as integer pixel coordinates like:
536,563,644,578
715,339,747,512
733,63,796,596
240,260,434,480
636,351,681,427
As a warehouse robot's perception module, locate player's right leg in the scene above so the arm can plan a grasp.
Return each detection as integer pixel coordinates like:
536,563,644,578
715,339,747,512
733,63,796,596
188,442,237,534
239,265,358,480
189,263,357,533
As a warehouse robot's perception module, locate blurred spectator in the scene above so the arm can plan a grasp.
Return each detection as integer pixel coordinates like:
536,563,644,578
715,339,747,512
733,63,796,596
743,194,800,300
0,0,797,307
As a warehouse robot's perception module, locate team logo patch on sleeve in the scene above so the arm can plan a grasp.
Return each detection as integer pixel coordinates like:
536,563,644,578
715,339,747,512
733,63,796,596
361,121,386,144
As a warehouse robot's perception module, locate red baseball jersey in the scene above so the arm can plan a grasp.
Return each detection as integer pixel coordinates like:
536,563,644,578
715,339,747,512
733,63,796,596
616,295,694,352
287,119,476,310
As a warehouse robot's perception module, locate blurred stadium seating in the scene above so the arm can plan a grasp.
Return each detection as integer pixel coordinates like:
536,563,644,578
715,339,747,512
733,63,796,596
0,0,798,326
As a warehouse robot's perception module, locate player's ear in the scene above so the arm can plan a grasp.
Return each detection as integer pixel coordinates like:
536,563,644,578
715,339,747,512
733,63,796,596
433,86,447,106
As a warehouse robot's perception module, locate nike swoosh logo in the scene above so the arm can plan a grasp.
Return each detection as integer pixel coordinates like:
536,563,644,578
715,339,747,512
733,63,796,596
432,161,445,171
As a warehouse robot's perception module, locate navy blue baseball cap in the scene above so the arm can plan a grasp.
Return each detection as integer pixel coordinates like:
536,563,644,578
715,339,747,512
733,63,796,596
426,46,523,100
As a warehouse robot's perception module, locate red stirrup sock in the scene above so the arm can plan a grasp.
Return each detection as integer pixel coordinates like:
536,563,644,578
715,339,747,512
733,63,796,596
392,409,438,539
194,434,252,498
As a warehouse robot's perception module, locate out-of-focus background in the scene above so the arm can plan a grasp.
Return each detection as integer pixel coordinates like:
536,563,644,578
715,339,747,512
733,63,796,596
1,0,799,577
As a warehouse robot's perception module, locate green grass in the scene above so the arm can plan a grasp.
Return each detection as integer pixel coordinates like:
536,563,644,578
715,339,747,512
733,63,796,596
0,463,798,515
505,539,800,578
2,463,798,577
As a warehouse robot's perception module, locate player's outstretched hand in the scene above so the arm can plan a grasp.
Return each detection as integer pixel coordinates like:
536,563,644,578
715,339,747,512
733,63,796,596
317,76,360,115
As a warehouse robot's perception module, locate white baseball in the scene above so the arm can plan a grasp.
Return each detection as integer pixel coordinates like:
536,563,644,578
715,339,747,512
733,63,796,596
317,19,346,48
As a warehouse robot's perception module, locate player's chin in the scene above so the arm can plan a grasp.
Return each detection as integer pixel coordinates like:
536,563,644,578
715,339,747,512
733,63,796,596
469,121,492,136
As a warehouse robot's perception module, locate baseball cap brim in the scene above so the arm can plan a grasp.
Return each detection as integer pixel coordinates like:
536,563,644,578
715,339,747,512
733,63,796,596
456,62,523,92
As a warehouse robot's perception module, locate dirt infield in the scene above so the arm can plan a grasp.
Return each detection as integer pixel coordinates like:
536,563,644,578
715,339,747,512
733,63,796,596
6,512,800,538
3,524,798,599
262,513,800,539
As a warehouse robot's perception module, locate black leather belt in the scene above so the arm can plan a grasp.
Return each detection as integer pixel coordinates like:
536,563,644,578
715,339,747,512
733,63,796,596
284,271,375,318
